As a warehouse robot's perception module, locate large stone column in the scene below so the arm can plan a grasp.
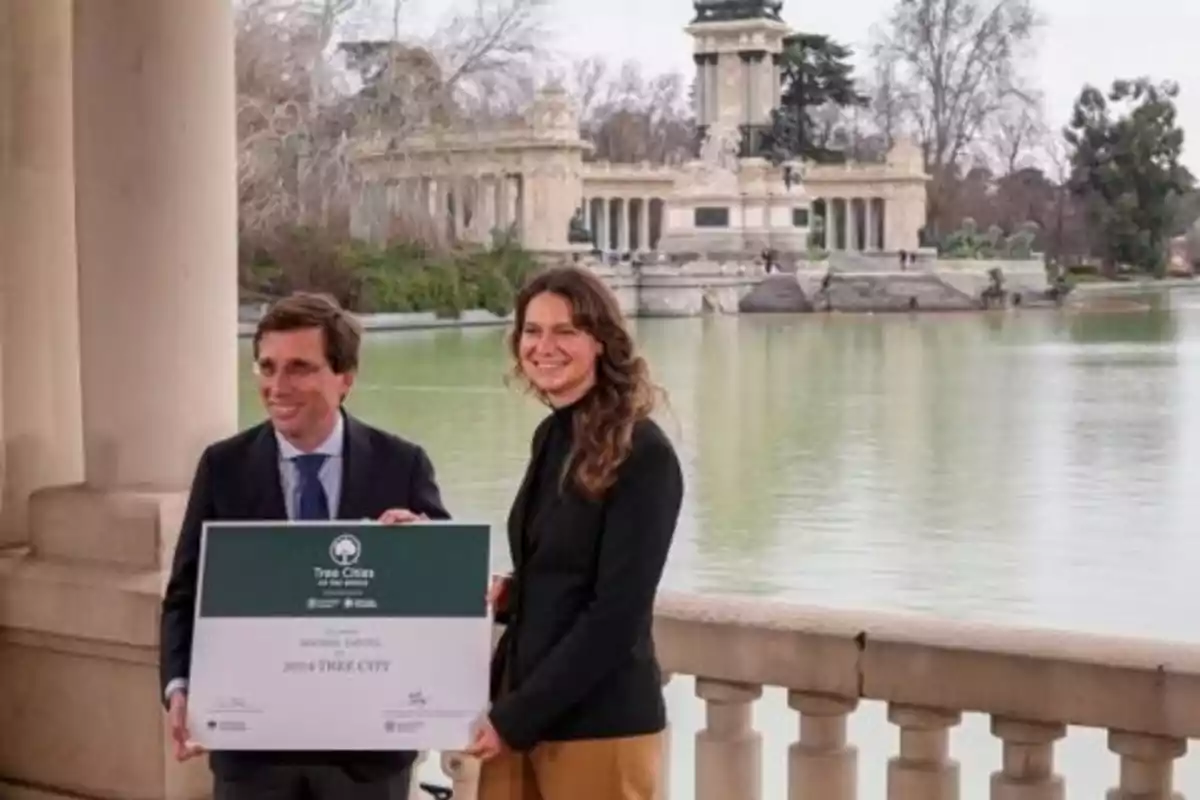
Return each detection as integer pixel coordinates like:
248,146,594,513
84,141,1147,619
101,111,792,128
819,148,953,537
0,0,84,547
640,198,651,252
616,199,630,253
0,3,235,798
73,0,239,492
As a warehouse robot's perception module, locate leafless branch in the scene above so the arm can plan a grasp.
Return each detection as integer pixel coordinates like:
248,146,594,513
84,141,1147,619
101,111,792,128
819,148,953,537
984,91,1046,175
433,0,551,91
234,0,557,247
871,0,1043,232
873,0,1041,172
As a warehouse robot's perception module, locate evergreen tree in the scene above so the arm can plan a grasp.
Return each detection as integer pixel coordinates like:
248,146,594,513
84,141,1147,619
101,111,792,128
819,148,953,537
763,33,868,165
1065,78,1189,274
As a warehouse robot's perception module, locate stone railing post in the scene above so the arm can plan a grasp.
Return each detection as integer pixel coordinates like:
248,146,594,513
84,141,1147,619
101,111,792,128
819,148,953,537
695,678,763,800
787,691,858,800
442,750,480,800
1106,730,1187,800
989,717,1066,800
656,671,674,800
408,751,428,798
887,704,961,800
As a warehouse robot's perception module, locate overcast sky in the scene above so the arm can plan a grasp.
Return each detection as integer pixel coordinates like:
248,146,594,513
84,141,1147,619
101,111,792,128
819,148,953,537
398,0,1199,173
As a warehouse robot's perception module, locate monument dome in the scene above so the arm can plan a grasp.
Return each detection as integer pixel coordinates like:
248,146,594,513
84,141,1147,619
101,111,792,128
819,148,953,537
692,0,784,23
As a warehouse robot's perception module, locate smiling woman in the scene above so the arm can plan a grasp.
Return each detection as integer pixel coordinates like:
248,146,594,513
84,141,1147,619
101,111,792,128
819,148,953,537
515,292,602,406
467,266,684,800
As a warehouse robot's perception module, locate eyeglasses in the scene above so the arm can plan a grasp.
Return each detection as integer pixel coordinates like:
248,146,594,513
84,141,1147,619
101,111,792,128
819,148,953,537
253,360,325,380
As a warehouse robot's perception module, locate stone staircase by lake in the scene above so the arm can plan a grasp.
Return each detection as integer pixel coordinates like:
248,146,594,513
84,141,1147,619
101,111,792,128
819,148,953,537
740,270,981,313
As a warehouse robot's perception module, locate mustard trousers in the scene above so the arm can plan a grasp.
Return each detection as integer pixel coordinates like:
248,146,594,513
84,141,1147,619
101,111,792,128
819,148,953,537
475,732,663,800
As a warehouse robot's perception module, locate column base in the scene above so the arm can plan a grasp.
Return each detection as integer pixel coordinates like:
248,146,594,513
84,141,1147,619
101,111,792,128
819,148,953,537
0,485,205,800
1,777,209,800
28,484,187,569
0,780,102,800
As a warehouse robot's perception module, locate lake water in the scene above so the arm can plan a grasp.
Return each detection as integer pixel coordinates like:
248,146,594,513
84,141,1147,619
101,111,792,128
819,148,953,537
237,288,1200,799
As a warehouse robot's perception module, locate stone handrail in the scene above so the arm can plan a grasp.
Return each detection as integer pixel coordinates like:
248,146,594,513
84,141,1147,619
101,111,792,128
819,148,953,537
806,162,930,182
582,161,680,177
354,124,592,160
425,591,1200,799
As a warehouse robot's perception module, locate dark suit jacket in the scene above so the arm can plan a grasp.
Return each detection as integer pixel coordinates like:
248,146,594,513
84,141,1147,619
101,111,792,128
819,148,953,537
488,414,683,752
159,411,449,779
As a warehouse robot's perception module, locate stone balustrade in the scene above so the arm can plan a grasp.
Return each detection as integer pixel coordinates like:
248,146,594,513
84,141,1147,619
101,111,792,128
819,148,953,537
806,161,927,181
583,161,679,177
419,591,1200,799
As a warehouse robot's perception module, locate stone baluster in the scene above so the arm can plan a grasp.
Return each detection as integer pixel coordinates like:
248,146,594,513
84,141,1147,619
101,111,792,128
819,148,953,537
442,750,481,800
787,691,858,800
656,671,674,800
408,751,429,798
640,199,651,252
887,704,961,800
1106,730,1187,800
695,678,763,800
989,717,1065,800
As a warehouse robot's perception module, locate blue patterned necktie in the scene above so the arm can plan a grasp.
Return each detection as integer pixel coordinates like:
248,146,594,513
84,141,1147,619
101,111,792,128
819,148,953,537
293,454,330,520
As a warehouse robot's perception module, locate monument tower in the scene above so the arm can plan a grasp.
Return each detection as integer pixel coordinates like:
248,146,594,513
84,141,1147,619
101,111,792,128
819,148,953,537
689,0,787,157
658,0,811,256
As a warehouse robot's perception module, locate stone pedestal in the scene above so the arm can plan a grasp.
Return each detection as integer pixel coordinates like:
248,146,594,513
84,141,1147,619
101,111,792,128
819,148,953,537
658,156,810,256
0,489,206,800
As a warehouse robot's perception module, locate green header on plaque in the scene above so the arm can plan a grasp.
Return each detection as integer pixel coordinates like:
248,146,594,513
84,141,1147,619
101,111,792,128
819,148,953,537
197,523,490,619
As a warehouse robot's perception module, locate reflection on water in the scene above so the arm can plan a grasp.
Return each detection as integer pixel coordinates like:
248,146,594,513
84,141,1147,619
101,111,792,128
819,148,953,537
238,288,1200,798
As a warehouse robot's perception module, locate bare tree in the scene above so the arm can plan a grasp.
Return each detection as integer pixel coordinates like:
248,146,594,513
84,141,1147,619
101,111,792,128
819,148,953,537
569,56,610,121
574,59,695,164
235,0,555,250
236,0,357,238
863,52,905,153
431,0,550,90
1036,132,1093,264
872,0,1042,236
986,91,1046,175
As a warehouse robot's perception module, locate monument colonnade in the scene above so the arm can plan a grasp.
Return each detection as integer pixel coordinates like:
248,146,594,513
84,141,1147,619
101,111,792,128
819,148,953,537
810,196,890,252
574,188,910,256
580,194,666,254
361,171,528,246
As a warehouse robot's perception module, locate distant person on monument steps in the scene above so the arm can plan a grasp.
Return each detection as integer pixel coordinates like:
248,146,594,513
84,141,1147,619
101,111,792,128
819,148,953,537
158,292,450,800
466,266,684,800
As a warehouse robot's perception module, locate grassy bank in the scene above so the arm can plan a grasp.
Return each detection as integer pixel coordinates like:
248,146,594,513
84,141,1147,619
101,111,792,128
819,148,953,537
239,227,541,318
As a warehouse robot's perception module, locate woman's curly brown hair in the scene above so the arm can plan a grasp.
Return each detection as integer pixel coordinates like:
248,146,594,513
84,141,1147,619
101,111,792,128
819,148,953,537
508,266,662,501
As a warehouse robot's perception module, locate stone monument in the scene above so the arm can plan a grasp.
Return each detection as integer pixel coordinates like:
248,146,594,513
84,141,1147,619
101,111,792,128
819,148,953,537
692,0,784,23
657,0,810,255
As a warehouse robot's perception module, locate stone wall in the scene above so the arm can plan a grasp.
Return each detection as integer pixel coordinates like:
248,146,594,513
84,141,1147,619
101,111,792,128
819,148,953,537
935,259,1050,300
584,258,763,317
738,260,1052,314
822,272,979,312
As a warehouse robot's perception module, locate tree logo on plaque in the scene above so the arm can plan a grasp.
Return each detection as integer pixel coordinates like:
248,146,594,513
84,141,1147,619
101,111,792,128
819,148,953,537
330,533,363,567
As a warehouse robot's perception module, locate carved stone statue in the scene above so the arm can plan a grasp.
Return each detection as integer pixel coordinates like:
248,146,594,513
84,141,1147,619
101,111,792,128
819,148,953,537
567,209,592,245
676,121,742,195
979,266,1007,309
698,121,742,172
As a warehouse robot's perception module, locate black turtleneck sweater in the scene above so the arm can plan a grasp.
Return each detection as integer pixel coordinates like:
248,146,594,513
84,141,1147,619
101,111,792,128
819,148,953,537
488,398,685,751
517,402,575,548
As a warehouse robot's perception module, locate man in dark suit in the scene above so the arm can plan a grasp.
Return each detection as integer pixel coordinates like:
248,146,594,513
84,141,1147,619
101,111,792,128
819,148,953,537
159,292,449,800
